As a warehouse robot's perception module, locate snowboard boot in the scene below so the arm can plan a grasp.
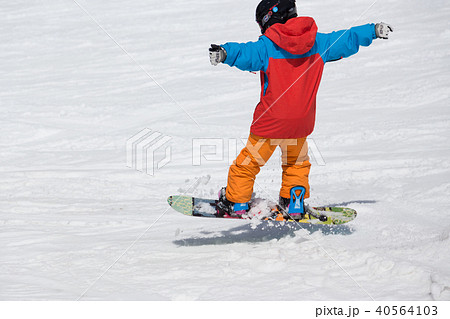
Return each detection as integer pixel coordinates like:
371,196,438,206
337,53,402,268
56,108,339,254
278,186,307,220
216,187,249,218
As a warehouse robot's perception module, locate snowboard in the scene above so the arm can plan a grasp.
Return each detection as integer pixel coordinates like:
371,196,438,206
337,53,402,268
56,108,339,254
167,195,357,225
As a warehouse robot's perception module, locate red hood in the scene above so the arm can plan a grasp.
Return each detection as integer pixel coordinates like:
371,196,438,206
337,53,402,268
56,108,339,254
263,17,318,55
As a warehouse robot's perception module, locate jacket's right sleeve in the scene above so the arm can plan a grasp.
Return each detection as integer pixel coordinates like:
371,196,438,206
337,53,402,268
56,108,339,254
221,37,268,72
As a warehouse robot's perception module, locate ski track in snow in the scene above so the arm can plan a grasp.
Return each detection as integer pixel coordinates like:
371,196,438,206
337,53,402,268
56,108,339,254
1,0,450,300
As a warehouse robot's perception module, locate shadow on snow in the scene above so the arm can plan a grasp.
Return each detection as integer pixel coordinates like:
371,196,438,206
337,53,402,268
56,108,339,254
173,221,355,247
326,200,377,207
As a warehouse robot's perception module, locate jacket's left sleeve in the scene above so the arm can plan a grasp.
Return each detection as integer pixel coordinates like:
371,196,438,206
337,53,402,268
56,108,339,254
317,24,377,63
221,37,268,72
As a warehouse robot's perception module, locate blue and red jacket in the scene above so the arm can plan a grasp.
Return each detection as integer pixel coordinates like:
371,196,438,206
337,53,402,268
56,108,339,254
221,17,377,138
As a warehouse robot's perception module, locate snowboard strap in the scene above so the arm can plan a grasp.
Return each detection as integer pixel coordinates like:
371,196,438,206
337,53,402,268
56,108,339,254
287,186,328,222
289,186,306,216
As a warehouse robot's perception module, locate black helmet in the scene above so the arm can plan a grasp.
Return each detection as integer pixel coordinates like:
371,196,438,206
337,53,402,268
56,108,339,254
256,0,298,33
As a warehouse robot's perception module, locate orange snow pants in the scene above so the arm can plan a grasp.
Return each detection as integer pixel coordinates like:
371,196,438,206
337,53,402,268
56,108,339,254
226,133,311,203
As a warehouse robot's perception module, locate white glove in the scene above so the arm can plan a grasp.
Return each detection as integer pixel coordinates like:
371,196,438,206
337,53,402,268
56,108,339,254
209,44,227,66
375,22,394,39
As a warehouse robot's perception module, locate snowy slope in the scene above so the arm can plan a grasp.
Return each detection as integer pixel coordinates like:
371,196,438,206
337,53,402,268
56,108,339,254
1,0,449,300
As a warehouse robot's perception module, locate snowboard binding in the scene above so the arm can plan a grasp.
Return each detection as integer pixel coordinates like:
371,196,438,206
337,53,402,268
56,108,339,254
289,186,306,218
216,187,249,219
278,186,328,222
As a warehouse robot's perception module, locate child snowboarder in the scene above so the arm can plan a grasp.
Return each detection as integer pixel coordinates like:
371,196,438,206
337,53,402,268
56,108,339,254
209,0,393,219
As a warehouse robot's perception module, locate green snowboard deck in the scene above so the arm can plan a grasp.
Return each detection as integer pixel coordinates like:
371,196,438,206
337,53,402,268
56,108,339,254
168,195,357,225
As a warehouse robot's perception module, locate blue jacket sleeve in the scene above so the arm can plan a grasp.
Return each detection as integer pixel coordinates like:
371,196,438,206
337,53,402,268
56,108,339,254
317,24,377,63
221,37,268,72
